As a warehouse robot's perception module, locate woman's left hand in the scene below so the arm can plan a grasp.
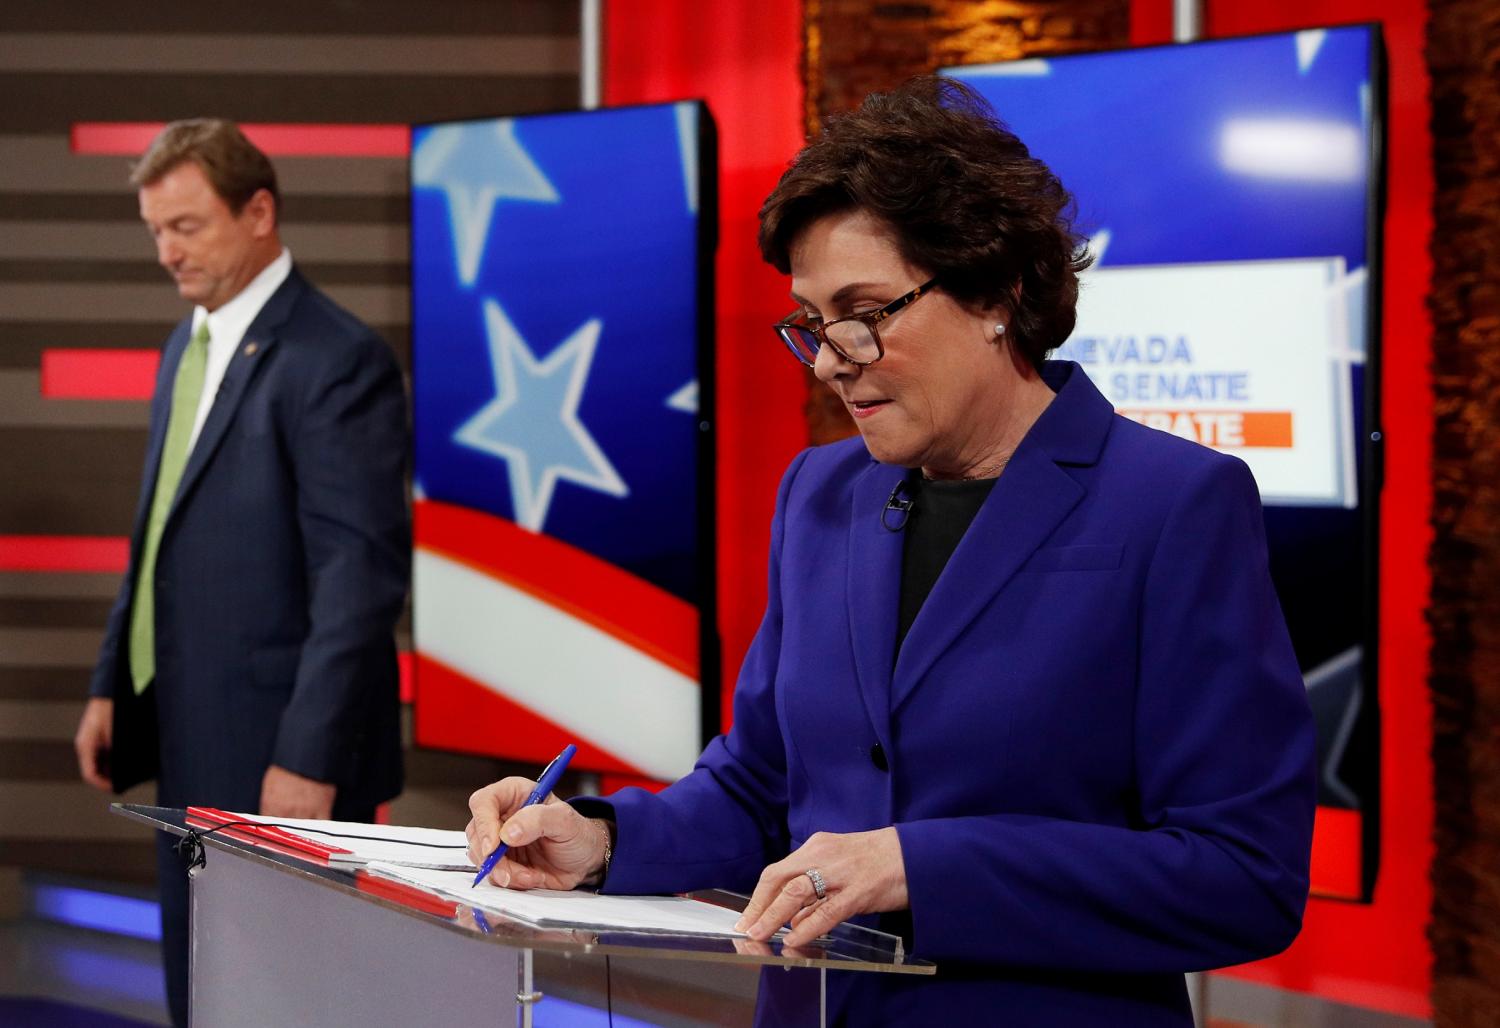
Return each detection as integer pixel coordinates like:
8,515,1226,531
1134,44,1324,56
734,827,908,947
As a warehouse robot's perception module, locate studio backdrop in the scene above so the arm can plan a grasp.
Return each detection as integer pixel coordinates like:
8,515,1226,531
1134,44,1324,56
409,101,719,782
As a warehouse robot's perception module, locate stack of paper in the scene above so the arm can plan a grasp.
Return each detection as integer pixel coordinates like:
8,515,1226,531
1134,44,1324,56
367,863,749,937
236,814,473,871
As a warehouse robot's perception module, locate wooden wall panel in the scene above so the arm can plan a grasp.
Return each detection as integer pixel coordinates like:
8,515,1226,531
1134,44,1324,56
1426,0,1500,1022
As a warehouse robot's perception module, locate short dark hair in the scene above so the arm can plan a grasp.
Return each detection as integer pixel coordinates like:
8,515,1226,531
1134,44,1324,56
758,76,1092,370
130,119,280,219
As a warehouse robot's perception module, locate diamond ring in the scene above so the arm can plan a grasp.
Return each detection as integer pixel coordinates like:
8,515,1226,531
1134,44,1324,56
804,868,827,900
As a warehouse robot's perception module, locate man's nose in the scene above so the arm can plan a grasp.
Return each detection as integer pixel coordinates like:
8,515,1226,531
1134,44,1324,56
156,236,180,267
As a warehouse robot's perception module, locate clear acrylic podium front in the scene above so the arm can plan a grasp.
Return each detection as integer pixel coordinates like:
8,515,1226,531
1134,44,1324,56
113,804,934,1026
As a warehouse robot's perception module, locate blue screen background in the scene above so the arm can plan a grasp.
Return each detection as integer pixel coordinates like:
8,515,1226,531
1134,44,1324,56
411,104,705,602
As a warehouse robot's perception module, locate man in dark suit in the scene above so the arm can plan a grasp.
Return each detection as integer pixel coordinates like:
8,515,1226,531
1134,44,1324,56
72,120,409,1027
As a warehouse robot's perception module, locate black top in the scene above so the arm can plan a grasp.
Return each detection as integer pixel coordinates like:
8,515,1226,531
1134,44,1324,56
896,473,999,654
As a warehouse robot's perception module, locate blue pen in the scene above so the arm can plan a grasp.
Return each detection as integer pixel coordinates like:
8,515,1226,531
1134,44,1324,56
472,743,577,888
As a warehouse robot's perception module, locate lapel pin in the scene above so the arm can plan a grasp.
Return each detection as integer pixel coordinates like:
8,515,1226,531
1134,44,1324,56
243,341,259,356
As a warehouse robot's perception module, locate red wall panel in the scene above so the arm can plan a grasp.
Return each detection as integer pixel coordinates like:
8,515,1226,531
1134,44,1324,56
603,3,810,727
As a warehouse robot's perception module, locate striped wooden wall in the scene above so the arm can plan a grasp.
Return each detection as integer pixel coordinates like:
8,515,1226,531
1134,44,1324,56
0,1,579,885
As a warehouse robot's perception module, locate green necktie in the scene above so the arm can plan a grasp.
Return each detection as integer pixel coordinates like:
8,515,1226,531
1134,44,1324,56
129,321,210,694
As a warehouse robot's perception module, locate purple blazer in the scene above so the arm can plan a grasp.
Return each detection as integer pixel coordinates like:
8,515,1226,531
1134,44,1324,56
582,361,1315,1024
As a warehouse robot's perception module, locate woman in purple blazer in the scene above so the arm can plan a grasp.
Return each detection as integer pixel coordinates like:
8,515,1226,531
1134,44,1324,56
466,77,1316,1024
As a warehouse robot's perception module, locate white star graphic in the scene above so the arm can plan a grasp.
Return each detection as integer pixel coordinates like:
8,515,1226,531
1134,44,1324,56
1085,228,1112,267
412,121,560,287
1295,29,1327,74
673,101,699,214
665,379,698,414
454,300,628,532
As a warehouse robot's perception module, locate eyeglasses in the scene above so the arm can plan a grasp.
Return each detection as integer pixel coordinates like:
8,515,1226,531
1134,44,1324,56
774,278,939,367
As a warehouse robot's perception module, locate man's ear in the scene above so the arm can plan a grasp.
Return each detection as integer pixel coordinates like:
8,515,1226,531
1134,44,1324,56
244,188,277,237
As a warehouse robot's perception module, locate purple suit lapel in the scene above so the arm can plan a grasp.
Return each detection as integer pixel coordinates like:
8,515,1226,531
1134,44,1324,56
886,361,1117,711
846,460,907,754
891,452,1085,710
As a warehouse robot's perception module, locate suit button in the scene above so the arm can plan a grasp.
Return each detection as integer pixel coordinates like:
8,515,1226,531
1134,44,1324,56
870,743,889,772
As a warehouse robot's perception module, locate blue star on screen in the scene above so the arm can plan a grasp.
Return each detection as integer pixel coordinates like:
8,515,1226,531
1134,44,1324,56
411,102,707,602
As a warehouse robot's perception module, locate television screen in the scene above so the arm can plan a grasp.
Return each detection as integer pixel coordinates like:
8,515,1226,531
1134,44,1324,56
408,101,717,781
946,24,1384,900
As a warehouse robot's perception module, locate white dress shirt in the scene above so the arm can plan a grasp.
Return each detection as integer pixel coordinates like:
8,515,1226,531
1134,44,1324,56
185,247,293,452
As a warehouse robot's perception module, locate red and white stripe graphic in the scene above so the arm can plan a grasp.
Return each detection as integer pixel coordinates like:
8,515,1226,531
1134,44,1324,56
412,500,700,781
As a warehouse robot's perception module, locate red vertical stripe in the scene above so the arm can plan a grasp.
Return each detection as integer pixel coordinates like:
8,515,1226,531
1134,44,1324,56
1129,0,1176,45
397,651,414,704
604,2,809,732
71,122,409,158
1194,0,1435,1021
41,349,160,400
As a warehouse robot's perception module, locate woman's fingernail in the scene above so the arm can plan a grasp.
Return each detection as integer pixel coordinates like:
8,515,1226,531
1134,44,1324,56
503,824,521,843
497,869,510,887
733,918,746,932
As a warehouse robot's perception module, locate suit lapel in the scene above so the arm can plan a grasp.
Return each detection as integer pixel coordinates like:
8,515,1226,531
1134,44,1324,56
890,361,1115,711
891,454,1083,709
846,460,907,752
130,320,192,552
169,271,303,521
142,322,190,496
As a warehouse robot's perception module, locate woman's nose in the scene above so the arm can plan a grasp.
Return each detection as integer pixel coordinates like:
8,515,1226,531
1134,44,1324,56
812,339,855,383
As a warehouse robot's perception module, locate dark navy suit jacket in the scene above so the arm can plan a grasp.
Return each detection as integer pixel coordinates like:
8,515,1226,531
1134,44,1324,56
583,362,1315,1024
89,268,409,813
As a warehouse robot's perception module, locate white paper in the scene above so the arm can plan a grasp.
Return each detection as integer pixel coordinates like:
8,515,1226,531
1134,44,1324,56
234,813,473,870
366,863,749,937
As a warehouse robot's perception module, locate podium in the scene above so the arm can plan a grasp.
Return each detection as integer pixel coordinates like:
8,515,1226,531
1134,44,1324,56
113,804,933,1026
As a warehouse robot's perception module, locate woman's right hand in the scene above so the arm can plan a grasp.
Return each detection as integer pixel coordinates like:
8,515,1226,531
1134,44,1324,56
464,777,609,890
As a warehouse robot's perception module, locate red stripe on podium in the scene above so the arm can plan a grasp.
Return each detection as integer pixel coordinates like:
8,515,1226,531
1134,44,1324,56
71,122,409,157
41,349,159,400
354,870,458,919
0,535,130,573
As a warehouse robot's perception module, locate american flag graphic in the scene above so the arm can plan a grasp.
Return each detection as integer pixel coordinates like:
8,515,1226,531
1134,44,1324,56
409,102,713,781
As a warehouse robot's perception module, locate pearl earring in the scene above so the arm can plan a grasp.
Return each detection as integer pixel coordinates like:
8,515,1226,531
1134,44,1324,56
994,322,1007,336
